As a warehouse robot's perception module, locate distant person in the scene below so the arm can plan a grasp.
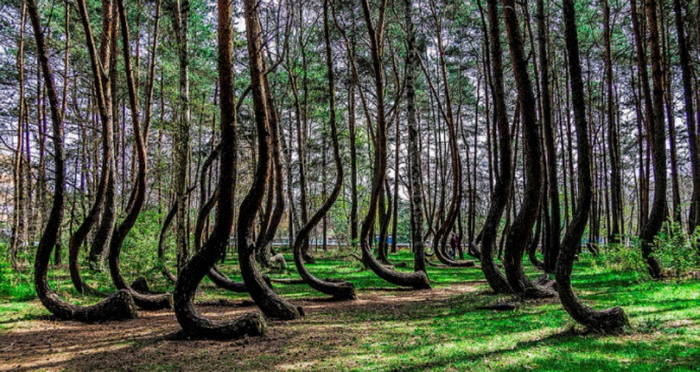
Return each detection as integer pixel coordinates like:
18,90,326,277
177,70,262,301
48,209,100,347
449,233,460,258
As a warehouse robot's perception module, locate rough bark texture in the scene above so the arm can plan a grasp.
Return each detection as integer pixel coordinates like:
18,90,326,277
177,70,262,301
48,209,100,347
28,0,137,322
500,0,554,299
537,0,560,272
106,0,173,311
601,0,623,243
479,0,513,295
639,0,666,279
171,0,191,273
70,0,117,290
672,0,700,232
237,0,302,320
358,0,430,290
556,0,628,333
405,0,428,274
173,0,267,339
292,0,356,301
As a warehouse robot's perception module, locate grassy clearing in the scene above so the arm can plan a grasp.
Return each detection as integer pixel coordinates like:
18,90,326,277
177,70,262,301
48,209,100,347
0,250,698,371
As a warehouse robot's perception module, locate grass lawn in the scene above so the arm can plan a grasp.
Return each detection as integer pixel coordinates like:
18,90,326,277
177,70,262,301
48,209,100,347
0,249,698,371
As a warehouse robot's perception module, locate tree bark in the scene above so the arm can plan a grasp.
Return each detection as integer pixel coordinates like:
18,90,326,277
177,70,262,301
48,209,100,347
173,0,267,339
405,0,428,274
358,0,430,289
237,0,302,320
672,0,700,232
479,0,513,294
501,0,554,299
556,0,629,333
29,0,137,322
106,0,173,310
292,0,356,300
639,0,666,278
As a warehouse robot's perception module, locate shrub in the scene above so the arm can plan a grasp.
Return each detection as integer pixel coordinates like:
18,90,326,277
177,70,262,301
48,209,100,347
652,221,700,278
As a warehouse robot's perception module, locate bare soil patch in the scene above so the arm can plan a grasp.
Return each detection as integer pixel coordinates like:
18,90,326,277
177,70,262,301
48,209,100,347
0,284,480,371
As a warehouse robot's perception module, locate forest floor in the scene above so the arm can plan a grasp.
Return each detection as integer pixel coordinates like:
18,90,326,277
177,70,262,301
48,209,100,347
1,251,699,371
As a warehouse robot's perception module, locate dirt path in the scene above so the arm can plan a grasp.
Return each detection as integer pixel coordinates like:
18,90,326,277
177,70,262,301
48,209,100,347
1,284,481,371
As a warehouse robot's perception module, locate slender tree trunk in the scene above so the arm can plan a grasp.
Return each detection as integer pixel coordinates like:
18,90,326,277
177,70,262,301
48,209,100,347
501,0,553,299
480,0,513,294
556,0,629,333
106,0,173,310
536,0,560,273
237,0,302,320
10,1,28,271
70,0,117,292
357,0,429,289
28,0,137,322
639,0,666,278
171,0,191,272
602,0,623,243
174,0,267,338
405,0,427,274
292,0,356,300
672,0,700,232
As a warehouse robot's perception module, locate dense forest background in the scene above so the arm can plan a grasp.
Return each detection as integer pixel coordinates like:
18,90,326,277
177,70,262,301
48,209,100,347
0,0,699,368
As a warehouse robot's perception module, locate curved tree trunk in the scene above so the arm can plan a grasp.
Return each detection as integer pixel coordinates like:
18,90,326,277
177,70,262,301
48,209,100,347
28,0,137,322
556,0,628,333
358,0,430,290
236,0,302,320
106,0,172,310
479,0,513,295
69,0,117,292
500,0,554,299
292,0,356,301
173,0,267,339
423,7,471,268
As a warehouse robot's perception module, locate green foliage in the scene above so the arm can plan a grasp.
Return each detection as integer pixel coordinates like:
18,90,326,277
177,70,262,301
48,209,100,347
598,239,647,275
652,221,700,278
2,250,698,371
0,242,35,301
120,208,174,288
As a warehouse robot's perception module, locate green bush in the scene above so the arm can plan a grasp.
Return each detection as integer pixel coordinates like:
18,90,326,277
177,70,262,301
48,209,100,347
652,221,700,278
0,242,35,301
599,238,647,274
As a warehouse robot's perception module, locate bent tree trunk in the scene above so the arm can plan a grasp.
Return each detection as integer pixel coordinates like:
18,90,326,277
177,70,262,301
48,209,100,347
429,5,472,268
195,188,250,293
173,0,267,339
237,0,302,320
359,0,430,289
28,0,137,322
556,0,628,333
292,0,356,301
191,144,248,291
69,0,117,293
107,0,172,311
479,0,513,295
500,0,554,299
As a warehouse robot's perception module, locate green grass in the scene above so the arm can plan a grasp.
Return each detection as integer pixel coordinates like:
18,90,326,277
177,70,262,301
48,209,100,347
1,249,698,371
